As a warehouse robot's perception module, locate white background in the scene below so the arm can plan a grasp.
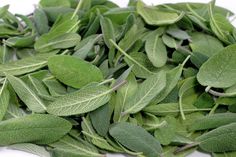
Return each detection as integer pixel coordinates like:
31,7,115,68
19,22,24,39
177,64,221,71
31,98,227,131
0,0,235,157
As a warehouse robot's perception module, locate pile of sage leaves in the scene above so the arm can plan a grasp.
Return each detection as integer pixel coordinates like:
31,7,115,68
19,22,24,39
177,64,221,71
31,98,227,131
0,0,236,156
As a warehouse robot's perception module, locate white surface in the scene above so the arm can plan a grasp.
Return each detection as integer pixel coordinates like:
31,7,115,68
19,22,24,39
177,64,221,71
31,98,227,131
0,0,235,156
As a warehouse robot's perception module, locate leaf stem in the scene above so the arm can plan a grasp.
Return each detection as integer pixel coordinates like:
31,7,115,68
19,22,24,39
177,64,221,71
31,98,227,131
179,96,186,120
71,0,83,20
186,3,206,22
206,87,236,97
177,46,193,56
111,80,127,91
209,103,220,115
174,142,199,154
182,55,191,66
99,78,114,86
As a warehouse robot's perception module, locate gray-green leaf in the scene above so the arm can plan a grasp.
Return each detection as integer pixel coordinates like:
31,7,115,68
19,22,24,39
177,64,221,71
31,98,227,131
0,114,72,145
6,74,47,113
47,83,111,116
109,122,162,157
123,71,166,114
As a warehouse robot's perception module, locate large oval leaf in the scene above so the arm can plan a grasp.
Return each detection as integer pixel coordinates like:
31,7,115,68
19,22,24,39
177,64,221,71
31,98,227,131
0,114,72,145
196,123,236,152
197,44,236,88
109,122,162,157
47,83,111,116
48,55,103,88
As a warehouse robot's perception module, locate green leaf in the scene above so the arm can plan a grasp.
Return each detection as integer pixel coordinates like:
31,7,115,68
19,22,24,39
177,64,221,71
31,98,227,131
109,122,162,157
33,8,49,35
190,32,224,57
47,83,111,116
114,73,138,122
197,44,236,88
5,35,35,48
189,113,236,131
81,117,120,152
0,53,54,76
100,16,116,48
166,26,190,40
0,79,10,120
40,0,71,7
179,77,198,120
90,104,110,137
9,143,51,157
0,114,72,145
152,64,184,104
154,120,175,145
35,33,81,53
145,33,167,67
111,40,156,78
50,135,102,157
6,74,47,113
43,77,67,97
143,103,209,116
123,71,166,114
48,55,103,88
196,123,236,152
137,0,184,26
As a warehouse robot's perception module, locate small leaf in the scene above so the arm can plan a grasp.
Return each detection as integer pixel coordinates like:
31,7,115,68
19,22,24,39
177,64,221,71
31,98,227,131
0,79,10,120
90,104,110,137
47,83,111,116
145,33,167,67
100,16,115,48
109,122,162,157
0,114,72,145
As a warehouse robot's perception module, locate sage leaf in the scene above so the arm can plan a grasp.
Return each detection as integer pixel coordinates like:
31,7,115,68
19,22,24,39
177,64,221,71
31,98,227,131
9,143,51,157
145,33,167,67
100,16,115,49
123,71,166,114
50,135,103,157
0,79,10,120
48,55,103,88
197,44,236,88
196,123,236,152
90,104,110,137
0,114,72,145
137,0,184,26
6,74,47,113
109,122,162,157
189,113,236,131
35,33,81,53
190,32,224,57
0,53,54,76
47,83,111,116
